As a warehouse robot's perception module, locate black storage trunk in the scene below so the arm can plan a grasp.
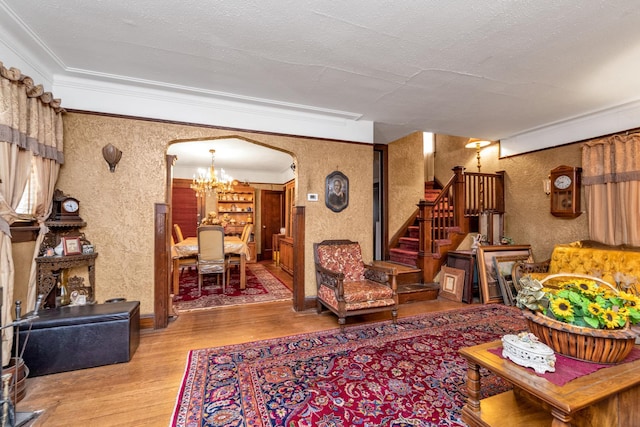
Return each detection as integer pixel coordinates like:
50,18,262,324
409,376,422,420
18,301,140,377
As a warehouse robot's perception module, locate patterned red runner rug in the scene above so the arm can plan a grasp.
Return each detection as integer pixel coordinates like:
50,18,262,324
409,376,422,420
172,263,292,313
171,305,527,426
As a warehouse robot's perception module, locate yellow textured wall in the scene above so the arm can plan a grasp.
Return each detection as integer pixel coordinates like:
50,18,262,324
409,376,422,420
434,136,588,261
21,110,589,316
388,132,425,237
55,112,374,315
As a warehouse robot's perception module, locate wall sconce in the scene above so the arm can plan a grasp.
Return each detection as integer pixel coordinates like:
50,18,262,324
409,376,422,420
465,138,492,172
102,143,123,172
543,175,551,195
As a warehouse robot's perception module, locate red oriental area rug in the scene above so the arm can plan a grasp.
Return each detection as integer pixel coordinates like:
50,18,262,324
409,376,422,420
171,305,527,427
172,263,292,313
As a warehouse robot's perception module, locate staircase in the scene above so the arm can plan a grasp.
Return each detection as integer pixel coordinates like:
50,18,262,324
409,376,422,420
389,182,443,268
384,183,443,303
385,168,506,303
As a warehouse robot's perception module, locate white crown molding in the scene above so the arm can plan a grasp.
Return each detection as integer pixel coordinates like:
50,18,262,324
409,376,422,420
52,74,374,142
500,99,640,157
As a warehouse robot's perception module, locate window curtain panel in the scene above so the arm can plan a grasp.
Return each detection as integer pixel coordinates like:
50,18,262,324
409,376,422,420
0,62,64,365
581,134,640,246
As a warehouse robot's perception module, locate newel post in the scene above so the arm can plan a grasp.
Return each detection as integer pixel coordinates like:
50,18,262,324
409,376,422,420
452,166,469,234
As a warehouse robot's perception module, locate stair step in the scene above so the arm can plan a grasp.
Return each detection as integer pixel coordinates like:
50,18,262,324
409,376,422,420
389,248,418,267
424,190,440,202
398,237,419,251
372,261,422,285
397,282,439,304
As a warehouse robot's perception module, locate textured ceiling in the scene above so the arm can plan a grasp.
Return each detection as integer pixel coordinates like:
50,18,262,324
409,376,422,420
3,0,640,150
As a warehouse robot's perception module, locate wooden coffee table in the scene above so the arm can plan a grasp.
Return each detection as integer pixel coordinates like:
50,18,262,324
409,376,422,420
459,340,640,427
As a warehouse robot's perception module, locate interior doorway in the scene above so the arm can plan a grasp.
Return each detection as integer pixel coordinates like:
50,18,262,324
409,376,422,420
164,137,296,314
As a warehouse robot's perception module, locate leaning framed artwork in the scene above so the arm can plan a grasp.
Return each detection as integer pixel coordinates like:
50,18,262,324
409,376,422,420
325,171,349,212
493,254,532,305
476,245,533,304
439,266,465,302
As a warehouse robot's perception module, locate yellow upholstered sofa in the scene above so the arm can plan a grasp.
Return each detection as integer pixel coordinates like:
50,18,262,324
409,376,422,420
515,241,640,291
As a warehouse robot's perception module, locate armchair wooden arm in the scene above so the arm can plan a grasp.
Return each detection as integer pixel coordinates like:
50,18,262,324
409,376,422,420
364,264,398,291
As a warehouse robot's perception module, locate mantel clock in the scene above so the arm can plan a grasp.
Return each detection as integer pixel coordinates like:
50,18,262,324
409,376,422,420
550,165,582,218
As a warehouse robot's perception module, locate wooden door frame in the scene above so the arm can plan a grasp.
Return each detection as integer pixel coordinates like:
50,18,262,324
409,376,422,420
374,144,390,259
153,155,176,329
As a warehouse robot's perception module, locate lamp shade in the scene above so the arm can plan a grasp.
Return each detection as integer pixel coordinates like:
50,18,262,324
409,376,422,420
465,138,492,149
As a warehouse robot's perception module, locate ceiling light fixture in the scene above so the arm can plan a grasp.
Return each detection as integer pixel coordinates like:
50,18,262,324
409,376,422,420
465,138,492,172
190,149,233,197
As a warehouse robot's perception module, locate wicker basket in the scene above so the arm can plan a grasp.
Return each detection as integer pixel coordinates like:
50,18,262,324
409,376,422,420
523,273,638,364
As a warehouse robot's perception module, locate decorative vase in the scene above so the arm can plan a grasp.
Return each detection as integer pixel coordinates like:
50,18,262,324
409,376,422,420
523,310,637,364
54,241,64,256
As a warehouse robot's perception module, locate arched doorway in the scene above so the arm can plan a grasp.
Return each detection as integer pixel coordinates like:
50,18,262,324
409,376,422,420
157,136,298,320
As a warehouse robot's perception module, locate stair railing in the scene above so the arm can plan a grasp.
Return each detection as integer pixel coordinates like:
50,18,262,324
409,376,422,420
463,170,505,216
416,167,505,279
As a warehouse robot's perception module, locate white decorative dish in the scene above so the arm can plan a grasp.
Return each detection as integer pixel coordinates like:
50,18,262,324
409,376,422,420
502,332,556,374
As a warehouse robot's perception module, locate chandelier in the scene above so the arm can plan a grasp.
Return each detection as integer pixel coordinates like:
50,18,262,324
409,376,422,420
190,149,234,197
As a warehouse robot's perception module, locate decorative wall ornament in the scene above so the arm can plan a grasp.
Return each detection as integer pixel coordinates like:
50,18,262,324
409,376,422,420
102,143,123,172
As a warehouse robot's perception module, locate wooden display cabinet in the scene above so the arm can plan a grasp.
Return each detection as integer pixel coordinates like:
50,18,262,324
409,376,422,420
279,236,294,275
218,184,255,236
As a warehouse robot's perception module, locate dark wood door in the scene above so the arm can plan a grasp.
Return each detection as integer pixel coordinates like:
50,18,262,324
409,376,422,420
260,190,284,261
171,178,198,240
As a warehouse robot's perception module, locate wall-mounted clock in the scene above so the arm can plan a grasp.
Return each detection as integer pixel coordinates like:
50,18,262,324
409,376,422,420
550,165,582,218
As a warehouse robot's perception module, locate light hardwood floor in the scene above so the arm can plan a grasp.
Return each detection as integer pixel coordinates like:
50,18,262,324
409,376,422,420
18,263,468,426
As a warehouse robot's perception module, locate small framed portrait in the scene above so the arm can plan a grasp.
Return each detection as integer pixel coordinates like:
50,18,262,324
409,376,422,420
62,237,82,256
439,266,465,302
325,171,349,212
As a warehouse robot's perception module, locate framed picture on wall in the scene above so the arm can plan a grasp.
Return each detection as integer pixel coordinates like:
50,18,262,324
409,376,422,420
325,171,349,212
476,245,533,304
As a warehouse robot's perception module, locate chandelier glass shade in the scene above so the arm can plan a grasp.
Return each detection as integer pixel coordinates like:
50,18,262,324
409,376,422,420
190,149,234,197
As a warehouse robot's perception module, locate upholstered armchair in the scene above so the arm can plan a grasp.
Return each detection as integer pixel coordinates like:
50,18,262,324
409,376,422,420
314,240,398,330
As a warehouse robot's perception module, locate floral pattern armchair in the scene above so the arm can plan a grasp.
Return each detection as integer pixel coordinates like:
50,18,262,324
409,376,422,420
314,240,398,330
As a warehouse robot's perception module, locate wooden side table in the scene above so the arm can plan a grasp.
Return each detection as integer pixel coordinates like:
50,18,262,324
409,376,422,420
459,340,640,426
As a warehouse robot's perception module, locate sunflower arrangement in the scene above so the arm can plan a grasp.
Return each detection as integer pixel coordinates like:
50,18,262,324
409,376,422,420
516,276,640,330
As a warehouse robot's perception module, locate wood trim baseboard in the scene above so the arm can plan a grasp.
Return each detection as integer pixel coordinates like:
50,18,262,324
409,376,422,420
140,316,155,329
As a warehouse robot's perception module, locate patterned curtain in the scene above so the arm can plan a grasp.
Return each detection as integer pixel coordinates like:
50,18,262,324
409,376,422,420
0,62,64,365
581,134,640,246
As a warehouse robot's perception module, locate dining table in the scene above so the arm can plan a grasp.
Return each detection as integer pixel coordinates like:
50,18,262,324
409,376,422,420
171,236,251,295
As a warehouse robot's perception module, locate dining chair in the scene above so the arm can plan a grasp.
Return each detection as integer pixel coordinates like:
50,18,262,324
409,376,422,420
226,223,253,287
174,224,185,242
197,225,229,295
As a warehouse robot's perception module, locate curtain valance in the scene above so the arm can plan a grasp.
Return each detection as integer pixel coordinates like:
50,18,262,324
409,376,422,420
582,134,640,186
0,62,65,164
